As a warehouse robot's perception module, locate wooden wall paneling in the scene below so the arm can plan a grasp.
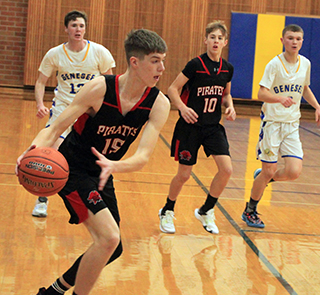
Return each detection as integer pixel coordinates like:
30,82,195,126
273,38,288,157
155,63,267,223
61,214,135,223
294,0,312,15
44,0,62,88
101,1,121,75
24,0,46,86
88,0,106,44
266,0,296,14
115,0,137,76
310,1,320,14
189,0,208,58
250,0,267,13
161,0,199,93
23,0,320,94
24,0,63,88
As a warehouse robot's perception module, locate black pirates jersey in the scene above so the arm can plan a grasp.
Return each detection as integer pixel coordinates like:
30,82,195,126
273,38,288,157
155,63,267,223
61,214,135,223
181,53,234,126
59,75,160,176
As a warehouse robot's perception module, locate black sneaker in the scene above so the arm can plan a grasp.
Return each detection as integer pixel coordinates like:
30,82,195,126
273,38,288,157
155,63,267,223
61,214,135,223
241,202,265,228
36,287,47,295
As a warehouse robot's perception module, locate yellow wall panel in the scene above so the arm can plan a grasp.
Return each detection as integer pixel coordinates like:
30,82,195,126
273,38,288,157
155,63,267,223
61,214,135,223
251,14,285,99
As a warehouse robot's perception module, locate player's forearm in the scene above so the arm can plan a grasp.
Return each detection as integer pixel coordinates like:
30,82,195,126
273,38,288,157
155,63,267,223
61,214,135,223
222,93,234,108
112,152,150,174
167,86,185,110
258,87,283,103
31,128,61,149
35,81,46,107
303,88,320,111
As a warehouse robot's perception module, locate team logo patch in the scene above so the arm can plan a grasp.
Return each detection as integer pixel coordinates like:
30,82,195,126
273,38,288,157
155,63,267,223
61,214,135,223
264,148,275,157
179,150,192,161
87,190,102,205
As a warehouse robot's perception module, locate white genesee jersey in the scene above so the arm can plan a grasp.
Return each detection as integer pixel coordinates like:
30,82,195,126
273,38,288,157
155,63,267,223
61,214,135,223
39,40,115,104
259,52,311,122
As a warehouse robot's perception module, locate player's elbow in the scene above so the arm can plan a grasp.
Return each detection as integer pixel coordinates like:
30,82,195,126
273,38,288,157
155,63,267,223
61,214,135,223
134,153,151,171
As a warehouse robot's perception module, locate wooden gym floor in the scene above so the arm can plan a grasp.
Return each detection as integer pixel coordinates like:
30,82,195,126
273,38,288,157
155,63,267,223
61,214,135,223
0,90,320,295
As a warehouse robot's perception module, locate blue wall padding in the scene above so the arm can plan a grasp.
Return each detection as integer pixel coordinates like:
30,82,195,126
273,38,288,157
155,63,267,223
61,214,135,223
229,13,257,99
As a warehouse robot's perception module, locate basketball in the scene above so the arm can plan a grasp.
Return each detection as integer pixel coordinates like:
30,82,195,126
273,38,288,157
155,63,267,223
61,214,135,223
18,147,69,196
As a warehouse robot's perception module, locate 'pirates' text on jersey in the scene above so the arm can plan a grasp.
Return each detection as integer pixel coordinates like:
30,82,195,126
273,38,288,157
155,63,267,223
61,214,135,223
59,75,160,176
181,53,234,126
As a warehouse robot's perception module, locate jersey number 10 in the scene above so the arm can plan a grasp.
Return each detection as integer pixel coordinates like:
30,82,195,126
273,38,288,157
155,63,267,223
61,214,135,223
203,97,217,113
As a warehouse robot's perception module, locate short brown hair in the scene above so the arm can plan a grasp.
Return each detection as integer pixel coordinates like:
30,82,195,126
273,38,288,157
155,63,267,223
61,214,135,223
282,24,304,37
124,29,167,64
64,10,87,27
206,21,228,38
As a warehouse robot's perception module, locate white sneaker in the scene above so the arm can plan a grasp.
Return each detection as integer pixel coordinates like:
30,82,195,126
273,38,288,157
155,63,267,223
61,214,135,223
159,209,176,233
32,199,48,217
194,208,219,234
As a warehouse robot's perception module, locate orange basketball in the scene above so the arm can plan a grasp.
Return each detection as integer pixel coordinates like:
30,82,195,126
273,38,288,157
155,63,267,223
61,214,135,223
18,147,69,196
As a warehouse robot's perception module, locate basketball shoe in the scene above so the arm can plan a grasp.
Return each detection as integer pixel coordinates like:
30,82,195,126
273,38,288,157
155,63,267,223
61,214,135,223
241,202,265,228
253,168,262,179
159,209,175,233
194,208,219,234
32,197,48,217
36,287,47,295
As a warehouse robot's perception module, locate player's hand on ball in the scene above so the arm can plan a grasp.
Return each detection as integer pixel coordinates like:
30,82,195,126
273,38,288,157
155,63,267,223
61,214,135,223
91,147,114,191
15,145,36,176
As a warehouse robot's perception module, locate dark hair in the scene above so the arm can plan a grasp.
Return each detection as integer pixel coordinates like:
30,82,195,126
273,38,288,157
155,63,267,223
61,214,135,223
282,24,304,37
64,10,88,27
206,21,228,38
124,29,167,64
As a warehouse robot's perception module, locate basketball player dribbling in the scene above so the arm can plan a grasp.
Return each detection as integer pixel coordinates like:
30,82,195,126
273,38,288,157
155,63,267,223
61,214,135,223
16,29,170,295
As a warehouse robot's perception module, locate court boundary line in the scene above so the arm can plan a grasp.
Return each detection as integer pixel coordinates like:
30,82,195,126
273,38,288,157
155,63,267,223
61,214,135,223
159,132,298,295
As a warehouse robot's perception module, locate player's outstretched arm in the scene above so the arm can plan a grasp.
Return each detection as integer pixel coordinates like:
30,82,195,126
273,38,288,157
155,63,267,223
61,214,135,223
16,77,106,174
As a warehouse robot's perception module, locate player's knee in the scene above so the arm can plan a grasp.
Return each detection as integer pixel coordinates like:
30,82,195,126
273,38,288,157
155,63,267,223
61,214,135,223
263,167,277,180
286,168,301,181
176,172,191,183
107,241,123,265
220,165,233,178
98,230,121,254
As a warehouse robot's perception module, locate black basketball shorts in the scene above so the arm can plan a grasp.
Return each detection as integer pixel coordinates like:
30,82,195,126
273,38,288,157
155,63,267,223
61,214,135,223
58,168,120,225
171,119,230,166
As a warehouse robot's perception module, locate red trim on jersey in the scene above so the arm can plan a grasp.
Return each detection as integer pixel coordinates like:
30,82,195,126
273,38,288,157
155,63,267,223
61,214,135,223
73,113,90,135
115,75,122,113
66,190,89,223
197,56,211,75
136,106,152,110
174,140,180,161
181,88,190,105
217,57,222,74
131,87,152,111
103,101,118,108
114,75,152,113
197,56,223,75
